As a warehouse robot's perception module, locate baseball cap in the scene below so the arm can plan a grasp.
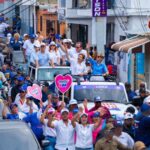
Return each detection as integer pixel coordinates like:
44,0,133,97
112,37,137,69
20,84,28,92
124,113,134,120
94,96,102,102
10,103,18,110
43,82,49,87
134,141,146,150
17,76,24,82
29,34,36,39
141,103,150,112
115,122,123,128
61,108,69,114
63,39,68,43
67,39,74,44
41,42,46,46
143,96,150,104
80,112,88,118
69,99,77,106
52,93,59,98
49,41,56,46
92,112,100,118
48,107,55,114
34,42,41,48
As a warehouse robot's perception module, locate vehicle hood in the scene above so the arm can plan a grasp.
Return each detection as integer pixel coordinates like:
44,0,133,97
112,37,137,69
78,102,137,121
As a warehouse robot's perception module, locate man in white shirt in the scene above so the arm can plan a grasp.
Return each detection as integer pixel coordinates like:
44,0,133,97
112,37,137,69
113,123,134,149
23,34,37,66
48,108,75,150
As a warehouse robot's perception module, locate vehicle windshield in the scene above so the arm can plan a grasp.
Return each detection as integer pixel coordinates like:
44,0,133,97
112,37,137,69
37,68,71,81
74,84,127,103
0,126,40,150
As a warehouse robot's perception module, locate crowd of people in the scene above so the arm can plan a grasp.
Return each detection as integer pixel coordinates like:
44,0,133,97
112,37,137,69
0,15,150,150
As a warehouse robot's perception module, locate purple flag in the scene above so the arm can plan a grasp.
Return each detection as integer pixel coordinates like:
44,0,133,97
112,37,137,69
92,0,107,17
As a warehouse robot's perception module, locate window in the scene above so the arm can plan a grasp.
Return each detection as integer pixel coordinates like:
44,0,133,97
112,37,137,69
107,0,114,9
72,0,91,9
60,0,66,8
40,16,42,31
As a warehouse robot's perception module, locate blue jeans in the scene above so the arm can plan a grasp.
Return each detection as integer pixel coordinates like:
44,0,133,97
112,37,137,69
75,148,93,150
44,136,56,150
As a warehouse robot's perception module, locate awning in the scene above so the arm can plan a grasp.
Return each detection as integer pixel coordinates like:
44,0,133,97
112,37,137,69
111,35,150,53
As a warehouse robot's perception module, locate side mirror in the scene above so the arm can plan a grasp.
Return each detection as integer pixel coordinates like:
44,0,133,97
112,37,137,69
41,140,50,147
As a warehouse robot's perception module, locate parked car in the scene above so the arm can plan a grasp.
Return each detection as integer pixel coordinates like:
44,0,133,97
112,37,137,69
0,120,41,150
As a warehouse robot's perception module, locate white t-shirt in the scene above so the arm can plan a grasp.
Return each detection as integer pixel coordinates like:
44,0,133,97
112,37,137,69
23,40,37,56
53,120,75,150
70,58,87,75
113,132,134,149
68,48,87,60
43,119,56,137
49,50,60,65
16,99,39,114
0,22,8,36
30,50,39,64
75,123,94,148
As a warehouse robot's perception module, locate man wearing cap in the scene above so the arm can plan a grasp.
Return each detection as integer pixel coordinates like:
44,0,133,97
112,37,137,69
11,76,25,103
135,103,150,147
23,34,37,65
2,101,26,120
95,123,132,150
87,53,109,77
48,108,75,150
84,97,111,120
113,123,134,149
30,41,40,68
123,113,135,140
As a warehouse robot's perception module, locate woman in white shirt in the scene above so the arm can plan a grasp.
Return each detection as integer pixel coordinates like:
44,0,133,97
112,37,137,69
66,51,87,77
72,112,100,150
48,41,60,66
40,106,57,150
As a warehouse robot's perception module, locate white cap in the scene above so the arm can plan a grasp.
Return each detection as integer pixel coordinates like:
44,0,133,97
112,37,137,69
67,39,74,44
48,107,55,114
7,33,12,37
80,112,88,118
143,96,150,104
61,108,69,114
23,34,28,37
41,42,46,46
49,41,56,46
63,39,68,43
124,113,134,120
34,41,41,48
69,99,77,106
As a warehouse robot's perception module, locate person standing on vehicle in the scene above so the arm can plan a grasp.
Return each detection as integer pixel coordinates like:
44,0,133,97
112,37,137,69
23,34,37,65
48,108,75,150
87,53,109,76
30,41,40,68
48,41,61,66
38,42,54,67
84,96,111,120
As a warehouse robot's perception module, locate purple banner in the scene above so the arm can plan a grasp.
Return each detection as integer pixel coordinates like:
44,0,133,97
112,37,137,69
92,0,107,17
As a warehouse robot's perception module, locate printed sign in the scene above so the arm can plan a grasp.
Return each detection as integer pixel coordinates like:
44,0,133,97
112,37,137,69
102,103,120,111
92,0,107,17
55,74,72,94
27,84,42,101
